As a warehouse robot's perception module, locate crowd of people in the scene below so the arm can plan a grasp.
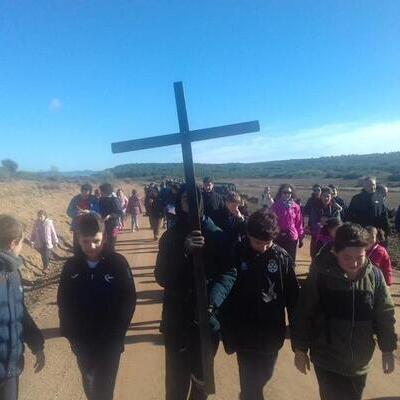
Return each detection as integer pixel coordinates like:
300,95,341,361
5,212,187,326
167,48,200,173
0,175,398,400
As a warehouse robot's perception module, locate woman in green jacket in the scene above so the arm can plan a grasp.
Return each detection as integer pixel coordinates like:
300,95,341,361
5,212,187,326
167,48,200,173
292,223,397,400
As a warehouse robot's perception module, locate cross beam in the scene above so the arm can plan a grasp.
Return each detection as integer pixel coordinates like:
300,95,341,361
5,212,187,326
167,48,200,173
111,81,260,395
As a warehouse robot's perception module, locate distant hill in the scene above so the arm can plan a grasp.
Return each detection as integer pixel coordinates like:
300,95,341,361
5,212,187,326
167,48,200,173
107,152,400,181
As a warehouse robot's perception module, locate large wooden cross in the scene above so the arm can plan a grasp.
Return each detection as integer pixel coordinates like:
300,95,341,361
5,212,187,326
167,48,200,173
111,81,260,394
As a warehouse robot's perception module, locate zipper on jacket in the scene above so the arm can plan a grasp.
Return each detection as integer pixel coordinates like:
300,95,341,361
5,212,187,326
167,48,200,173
349,282,356,362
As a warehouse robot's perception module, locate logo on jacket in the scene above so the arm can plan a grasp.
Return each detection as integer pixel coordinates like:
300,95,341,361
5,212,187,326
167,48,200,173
71,274,79,279
104,274,114,283
262,277,277,303
240,261,249,271
267,260,278,273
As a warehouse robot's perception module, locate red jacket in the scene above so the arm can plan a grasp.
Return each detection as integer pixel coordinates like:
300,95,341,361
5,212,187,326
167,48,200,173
367,243,394,286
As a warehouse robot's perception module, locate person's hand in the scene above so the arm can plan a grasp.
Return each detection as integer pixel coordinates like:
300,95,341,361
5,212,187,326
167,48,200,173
382,352,395,374
298,240,304,248
294,350,310,375
34,350,45,373
184,230,205,254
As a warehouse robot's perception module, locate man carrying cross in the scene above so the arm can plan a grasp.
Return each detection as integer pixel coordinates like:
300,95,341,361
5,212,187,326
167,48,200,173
154,184,236,399
112,81,260,397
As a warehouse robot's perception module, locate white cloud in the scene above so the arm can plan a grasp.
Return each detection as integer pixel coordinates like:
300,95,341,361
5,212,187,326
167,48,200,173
48,98,62,112
190,120,400,163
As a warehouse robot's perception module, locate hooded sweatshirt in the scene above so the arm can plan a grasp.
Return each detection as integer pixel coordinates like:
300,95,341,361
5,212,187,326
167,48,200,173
293,250,397,376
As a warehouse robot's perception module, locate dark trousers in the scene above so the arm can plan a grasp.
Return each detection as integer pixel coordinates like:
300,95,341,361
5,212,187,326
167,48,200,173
73,231,81,255
310,235,319,259
75,348,121,400
237,351,278,400
105,230,117,252
315,367,367,400
275,234,298,264
149,216,162,239
165,337,219,400
39,245,50,268
0,377,18,400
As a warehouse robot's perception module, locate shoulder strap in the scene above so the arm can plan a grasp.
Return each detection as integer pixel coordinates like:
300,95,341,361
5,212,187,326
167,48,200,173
372,266,383,307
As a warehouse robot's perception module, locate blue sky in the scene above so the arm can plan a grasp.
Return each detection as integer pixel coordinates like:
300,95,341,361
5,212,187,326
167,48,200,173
1,1,399,171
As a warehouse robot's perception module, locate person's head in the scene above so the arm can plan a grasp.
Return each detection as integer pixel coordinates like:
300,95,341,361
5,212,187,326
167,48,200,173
170,183,180,195
362,177,376,194
365,226,386,246
312,184,322,198
246,211,279,253
325,217,342,240
37,210,47,222
328,184,338,197
376,184,388,199
116,188,124,198
175,184,204,223
77,213,105,260
320,187,333,206
94,188,101,199
333,223,370,278
99,183,113,197
131,189,138,196
80,183,93,199
0,215,24,256
276,184,296,202
264,186,271,195
225,191,242,214
202,177,214,193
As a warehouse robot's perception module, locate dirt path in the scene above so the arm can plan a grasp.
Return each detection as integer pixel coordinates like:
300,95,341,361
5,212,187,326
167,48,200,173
20,219,400,400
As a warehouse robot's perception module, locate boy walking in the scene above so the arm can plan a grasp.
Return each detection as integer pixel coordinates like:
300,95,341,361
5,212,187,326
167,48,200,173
0,215,45,400
293,223,397,400
221,211,299,400
57,213,136,400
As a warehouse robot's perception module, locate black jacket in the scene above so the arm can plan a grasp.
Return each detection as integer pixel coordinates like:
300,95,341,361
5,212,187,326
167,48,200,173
202,190,225,221
57,251,136,352
346,190,390,236
98,196,123,232
221,240,299,354
0,251,44,379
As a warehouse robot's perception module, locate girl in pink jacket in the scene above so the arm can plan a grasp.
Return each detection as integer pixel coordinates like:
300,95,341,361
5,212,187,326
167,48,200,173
271,184,304,264
30,210,59,270
366,226,394,286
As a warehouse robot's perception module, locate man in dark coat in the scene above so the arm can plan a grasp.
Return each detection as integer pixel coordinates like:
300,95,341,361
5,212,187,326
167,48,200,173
155,184,236,400
201,177,225,222
346,177,390,237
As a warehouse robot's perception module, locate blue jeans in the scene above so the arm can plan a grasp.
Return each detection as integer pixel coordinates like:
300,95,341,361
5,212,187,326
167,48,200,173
237,351,278,400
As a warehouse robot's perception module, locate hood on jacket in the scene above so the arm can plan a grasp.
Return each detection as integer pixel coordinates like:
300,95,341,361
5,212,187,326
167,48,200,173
175,184,204,226
0,250,23,272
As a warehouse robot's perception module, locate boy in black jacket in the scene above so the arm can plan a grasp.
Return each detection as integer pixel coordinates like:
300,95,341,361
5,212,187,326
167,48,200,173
222,211,299,400
57,213,136,400
155,185,236,400
0,215,45,400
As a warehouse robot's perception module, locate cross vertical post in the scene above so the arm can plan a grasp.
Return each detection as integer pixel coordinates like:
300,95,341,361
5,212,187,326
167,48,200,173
174,81,215,393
